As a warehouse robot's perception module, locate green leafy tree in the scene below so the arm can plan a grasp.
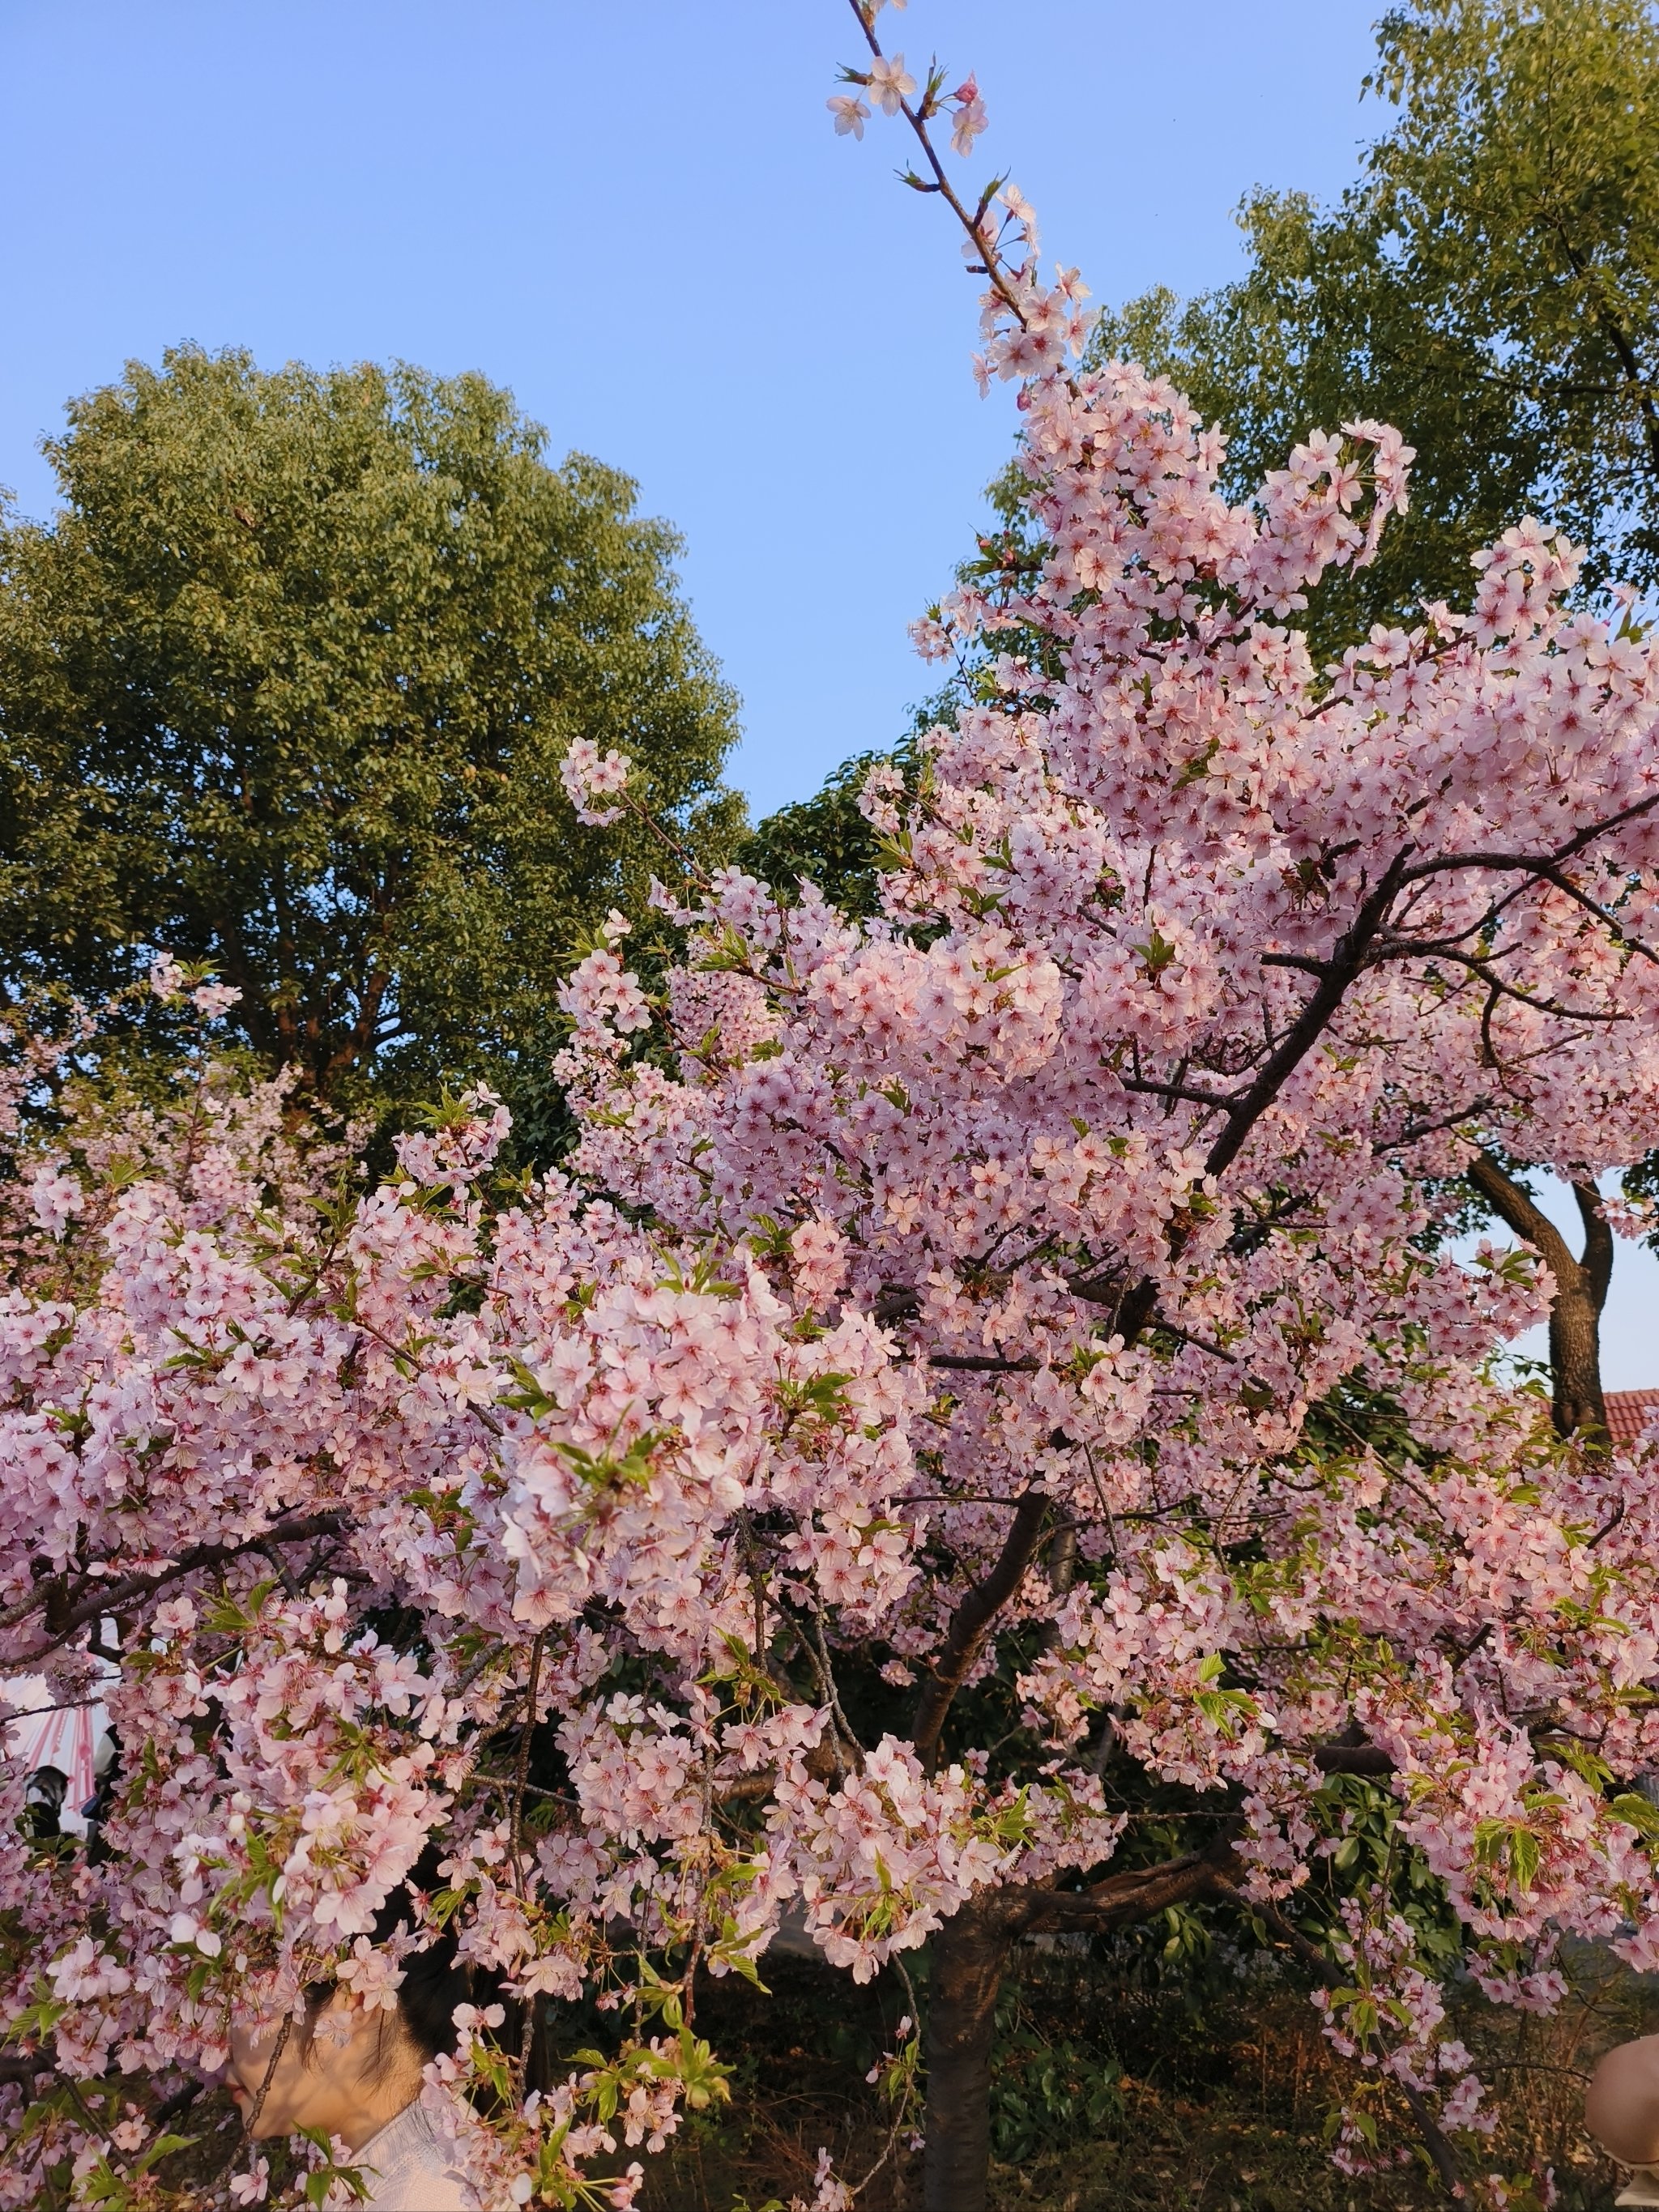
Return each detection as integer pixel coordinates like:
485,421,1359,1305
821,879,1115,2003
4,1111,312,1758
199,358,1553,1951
738,739,919,918
1090,0,1659,661
0,346,743,1149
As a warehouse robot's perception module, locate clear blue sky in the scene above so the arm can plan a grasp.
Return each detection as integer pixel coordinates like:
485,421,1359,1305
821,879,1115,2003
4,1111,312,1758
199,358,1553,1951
0,0,1386,816
2,0,1653,1382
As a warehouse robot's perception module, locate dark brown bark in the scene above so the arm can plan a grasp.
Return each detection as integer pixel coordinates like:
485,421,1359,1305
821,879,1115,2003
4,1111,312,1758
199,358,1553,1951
920,1813,1464,2208
1311,1741,1396,1777
922,1894,1023,2212
1025,1837,1242,1936
911,1492,1047,1772
1202,851,1411,1182
1468,1152,1610,1440
3,1509,349,1664
921,1844,1241,2212
927,1846,1462,2201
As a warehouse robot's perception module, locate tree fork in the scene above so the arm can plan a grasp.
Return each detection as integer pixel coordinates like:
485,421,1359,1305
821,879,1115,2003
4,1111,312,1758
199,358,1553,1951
911,1491,1048,1771
917,1842,1243,2212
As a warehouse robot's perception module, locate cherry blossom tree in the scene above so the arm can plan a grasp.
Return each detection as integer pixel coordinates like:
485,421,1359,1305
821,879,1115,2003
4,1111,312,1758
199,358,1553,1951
7,7,1659,2210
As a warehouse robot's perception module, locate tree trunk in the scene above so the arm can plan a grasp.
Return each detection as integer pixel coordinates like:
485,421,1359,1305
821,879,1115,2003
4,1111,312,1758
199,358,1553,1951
918,1852,1236,2211
1468,1153,1611,1441
923,1897,1015,2212
1548,1181,1613,1439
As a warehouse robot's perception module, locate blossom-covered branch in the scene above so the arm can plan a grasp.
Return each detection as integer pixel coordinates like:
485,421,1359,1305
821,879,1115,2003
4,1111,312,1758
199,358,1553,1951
4,15,1659,2212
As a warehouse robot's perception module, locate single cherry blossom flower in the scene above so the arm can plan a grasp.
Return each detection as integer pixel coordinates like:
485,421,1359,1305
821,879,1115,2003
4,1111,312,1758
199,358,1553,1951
867,53,915,114
827,92,870,139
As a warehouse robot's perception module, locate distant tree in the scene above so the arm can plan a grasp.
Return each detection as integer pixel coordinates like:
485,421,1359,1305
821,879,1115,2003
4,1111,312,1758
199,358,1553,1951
738,739,919,918
1089,0,1659,663
0,347,743,1151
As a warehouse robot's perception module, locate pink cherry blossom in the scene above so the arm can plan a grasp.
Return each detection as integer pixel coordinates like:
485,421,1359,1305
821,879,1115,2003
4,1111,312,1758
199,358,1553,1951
826,92,869,139
949,78,988,157
559,737,632,826
5,32,1659,2212
866,53,915,114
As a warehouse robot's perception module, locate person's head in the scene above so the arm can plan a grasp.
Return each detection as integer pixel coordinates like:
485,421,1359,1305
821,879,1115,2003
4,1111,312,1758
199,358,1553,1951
24,1765,67,1810
1587,2035,1659,2171
228,1984,420,2150
227,1857,494,2152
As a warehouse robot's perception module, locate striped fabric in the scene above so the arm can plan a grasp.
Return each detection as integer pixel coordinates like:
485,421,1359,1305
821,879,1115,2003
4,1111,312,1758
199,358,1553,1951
5,1694,100,1807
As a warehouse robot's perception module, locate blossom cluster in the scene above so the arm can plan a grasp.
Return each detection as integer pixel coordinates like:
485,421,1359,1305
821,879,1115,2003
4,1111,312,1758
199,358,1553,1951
5,62,1659,2210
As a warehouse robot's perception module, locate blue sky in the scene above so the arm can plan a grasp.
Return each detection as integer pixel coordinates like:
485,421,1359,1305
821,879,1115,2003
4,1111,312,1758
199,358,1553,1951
2,0,1653,1382
1,0,1385,815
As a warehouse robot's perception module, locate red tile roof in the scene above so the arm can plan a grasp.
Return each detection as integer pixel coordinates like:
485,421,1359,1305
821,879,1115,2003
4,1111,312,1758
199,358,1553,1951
1607,1390,1659,1447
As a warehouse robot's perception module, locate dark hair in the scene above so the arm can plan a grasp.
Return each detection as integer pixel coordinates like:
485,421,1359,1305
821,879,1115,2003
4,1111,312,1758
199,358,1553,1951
305,1844,506,2088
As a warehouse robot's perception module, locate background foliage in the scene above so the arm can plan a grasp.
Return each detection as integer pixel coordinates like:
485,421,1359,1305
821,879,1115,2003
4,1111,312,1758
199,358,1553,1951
0,347,743,1154
1090,0,1659,664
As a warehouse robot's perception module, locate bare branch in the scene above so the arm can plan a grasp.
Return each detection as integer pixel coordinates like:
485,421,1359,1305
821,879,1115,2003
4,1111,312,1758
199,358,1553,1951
1022,1836,1242,1934
1381,940,1626,1024
1118,1072,1240,1112
1205,849,1414,1181
1397,791,1659,893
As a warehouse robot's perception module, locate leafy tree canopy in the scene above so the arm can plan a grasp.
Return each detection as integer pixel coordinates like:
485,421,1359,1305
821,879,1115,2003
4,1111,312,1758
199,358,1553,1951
737,738,919,918
1090,0,1659,660
0,347,744,1150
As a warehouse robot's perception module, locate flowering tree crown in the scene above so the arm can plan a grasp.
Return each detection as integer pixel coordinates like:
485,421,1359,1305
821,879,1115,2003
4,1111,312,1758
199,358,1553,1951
6,14,1659,2207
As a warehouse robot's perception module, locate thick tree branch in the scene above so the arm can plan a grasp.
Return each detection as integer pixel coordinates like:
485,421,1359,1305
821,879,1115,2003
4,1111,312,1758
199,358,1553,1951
1467,1151,1582,1280
1467,1151,1608,1439
1021,1835,1243,1935
911,1491,1048,1770
1397,790,1659,889
1575,1178,1615,1312
1205,850,1412,1181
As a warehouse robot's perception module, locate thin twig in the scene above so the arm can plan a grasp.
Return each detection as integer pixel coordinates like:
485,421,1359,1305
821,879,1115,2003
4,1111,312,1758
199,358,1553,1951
842,0,1030,329
509,1633,546,1896
241,2013,293,2143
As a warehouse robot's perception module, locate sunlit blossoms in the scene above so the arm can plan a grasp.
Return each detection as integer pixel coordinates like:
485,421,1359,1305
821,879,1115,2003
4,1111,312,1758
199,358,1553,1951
4,13,1659,2212
557,739,632,829
825,93,869,139
544,127,1659,2196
